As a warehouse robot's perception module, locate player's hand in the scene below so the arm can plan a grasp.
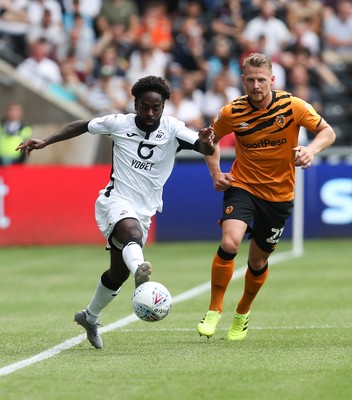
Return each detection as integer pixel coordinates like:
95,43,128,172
16,139,46,156
293,146,314,169
212,172,234,191
198,126,215,145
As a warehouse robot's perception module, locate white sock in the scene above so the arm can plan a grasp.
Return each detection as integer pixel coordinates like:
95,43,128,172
122,242,144,276
86,280,120,324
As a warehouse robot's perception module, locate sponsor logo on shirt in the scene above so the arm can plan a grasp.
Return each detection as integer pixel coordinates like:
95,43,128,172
131,159,155,171
241,138,288,149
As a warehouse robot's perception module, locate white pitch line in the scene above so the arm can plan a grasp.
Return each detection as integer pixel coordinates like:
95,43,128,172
114,325,351,332
0,250,300,377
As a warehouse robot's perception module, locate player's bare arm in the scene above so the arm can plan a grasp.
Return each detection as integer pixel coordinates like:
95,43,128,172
16,120,89,156
294,119,336,169
205,140,234,191
196,126,216,155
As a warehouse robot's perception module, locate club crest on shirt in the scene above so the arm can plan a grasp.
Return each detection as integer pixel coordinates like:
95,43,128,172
154,130,165,140
225,206,233,214
275,115,285,128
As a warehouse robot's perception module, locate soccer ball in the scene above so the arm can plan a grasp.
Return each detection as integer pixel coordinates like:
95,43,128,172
131,281,172,322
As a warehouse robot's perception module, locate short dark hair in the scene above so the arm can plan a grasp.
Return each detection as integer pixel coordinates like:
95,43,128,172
131,76,171,101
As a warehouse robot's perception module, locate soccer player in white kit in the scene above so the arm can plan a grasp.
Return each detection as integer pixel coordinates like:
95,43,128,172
16,76,215,349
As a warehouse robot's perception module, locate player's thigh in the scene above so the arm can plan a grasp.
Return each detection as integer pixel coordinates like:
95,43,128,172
252,199,293,253
96,192,150,247
221,187,256,252
112,217,143,244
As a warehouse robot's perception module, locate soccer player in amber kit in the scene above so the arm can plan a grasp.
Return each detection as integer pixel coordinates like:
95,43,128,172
198,53,336,340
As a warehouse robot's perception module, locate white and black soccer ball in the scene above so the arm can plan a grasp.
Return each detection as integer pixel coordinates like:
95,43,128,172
131,281,172,322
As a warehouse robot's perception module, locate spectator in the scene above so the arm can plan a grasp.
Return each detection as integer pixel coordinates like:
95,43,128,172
322,0,352,65
125,32,170,85
285,0,324,34
62,0,102,22
56,12,96,80
202,73,241,126
286,19,321,56
62,0,101,31
16,37,63,90
210,0,245,57
27,7,64,59
163,84,205,131
172,0,208,41
242,0,291,57
281,47,342,89
286,62,323,113
92,20,135,67
84,65,130,115
48,58,88,104
92,44,128,80
27,0,63,26
98,0,139,41
0,102,32,166
206,35,241,89
180,73,204,110
169,18,207,89
0,0,29,64
135,1,173,52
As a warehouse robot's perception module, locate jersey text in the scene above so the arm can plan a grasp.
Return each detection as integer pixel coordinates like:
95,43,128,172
131,159,154,171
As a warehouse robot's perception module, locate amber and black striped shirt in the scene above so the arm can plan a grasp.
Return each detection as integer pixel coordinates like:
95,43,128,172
212,90,322,202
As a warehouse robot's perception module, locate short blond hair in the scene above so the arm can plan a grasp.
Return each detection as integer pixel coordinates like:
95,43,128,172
242,53,272,73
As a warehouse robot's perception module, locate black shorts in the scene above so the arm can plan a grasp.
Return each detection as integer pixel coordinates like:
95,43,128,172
221,187,294,253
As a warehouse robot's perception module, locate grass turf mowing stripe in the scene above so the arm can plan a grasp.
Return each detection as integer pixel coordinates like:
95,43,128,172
0,249,300,377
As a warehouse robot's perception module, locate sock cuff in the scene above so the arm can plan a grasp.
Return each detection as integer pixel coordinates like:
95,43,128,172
217,246,237,260
101,271,121,291
248,262,268,276
123,239,143,248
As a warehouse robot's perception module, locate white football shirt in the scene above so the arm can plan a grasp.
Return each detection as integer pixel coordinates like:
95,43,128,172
88,113,200,216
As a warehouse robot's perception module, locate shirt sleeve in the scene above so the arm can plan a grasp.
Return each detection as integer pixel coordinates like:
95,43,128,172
291,96,322,132
170,116,199,144
88,114,118,135
211,104,234,140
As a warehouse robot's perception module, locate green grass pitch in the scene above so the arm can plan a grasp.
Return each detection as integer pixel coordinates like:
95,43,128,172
0,239,351,400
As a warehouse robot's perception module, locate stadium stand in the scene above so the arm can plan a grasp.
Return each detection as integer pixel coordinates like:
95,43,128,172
0,0,351,163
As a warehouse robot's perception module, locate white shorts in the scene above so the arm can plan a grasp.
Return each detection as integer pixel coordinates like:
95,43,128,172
95,190,152,249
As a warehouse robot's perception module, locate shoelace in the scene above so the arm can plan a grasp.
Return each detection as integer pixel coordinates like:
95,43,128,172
232,315,248,331
205,312,220,325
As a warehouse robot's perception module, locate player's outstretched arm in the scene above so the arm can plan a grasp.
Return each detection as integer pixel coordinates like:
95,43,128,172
205,140,234,192
16,120,90,156
196,126,215,155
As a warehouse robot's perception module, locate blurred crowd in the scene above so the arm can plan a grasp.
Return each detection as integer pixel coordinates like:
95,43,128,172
0,0,351,148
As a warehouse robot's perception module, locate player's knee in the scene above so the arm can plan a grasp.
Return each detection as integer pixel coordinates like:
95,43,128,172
248,254,269,270
111,220,143,249
221,236,241,254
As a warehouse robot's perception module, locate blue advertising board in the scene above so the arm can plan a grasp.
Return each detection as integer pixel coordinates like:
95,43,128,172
156,159,352,241
304,161,352,238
